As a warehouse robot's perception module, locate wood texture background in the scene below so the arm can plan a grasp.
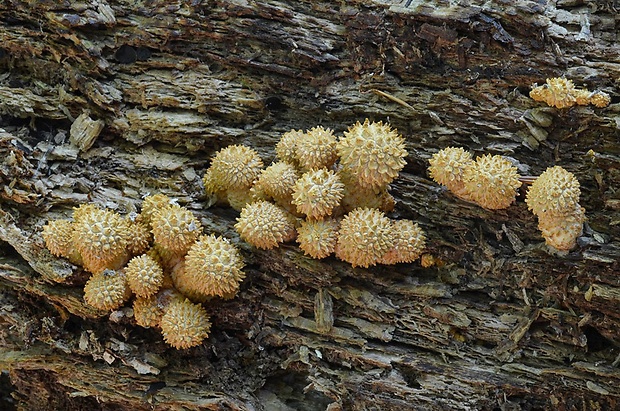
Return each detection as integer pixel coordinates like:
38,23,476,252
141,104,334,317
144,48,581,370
0,1,619,410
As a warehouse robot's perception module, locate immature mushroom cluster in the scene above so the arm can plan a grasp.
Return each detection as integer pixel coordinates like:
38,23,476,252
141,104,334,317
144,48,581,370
429,147,586,251
42,194,247,349
530,77,610,109
429,148,521,210
203,119,426,267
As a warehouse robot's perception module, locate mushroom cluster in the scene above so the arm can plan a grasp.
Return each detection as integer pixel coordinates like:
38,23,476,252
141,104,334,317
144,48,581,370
429,147,586,251
530,77,610,109
429,147,521,210
42,194,246,349
525,166,585,251
203,119,426,268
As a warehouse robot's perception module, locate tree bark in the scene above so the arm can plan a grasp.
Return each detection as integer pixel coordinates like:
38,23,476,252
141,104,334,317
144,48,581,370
1,1,619,410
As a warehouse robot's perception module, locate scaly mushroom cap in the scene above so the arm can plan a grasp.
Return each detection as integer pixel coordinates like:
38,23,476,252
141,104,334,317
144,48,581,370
537,206,585,251
526,166,581,218
151,204,202,255
125,215,152,256
202,168,227,203
160,299,211,349
428,147,474,200
295,126,338,171
276,129,303,166
133,295,163,328
254,161,299,203
235,201,296,249
226,187,255,212
42,219,81,264
589,91,611,108
125,254,164,298
72,207,131,274
337,119,407,189
296,218,340,259
72,203,100,223
529,77,576,109
339,170,393,213
140,194,173,226
462,154,521,210
209,145,263,190
292,168,344,219
83,269,131,311
184,234,246,298
335,208,394,268
379,220,426,265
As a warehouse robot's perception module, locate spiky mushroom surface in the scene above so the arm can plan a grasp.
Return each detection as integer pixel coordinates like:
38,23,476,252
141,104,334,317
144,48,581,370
295,126,338,171
337,119,407,189
529,77,610,109
254,161,299,204
296,218,340,259
151,204,202,256
525,166,581,218
379,220,426,265
160,299,211,349
209,145,263,190
71,207,130,274
292,168,344,219
428,147,474,200
133,295,163,328
537,206,585,251
463,154,521,210
275,129,303,165
83,269,131,311
183,234,246,298
235,201,296,249
335,208,394,268
125,216,152,256
140,194,173,226
125,254,164,298
42,219,82,265
529,77,577,109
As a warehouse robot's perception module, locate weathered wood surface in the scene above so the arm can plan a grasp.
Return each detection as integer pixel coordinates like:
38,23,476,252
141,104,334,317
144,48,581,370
1,0,619,410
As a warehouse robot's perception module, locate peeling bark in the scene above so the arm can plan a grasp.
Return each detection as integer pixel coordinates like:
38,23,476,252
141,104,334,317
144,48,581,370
1,1,619,410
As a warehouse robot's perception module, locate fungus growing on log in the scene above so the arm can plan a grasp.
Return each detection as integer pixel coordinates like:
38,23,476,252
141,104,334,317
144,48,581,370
83,269,131,311
529,77,610,108
335,208,394,268
462,154,521,210
295,126,338,171
526,166,585,251
160,298,212,350
296,218,340,259
235,200,297,249
379,220,426,265
428,146,474,201
125,254,164,298
292,168,344,219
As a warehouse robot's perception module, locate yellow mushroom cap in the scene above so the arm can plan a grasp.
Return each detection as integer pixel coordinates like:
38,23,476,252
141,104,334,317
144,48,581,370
209,145,264,190
235,201,296,249
292,168,344,219
525,166,581,217
589,91,610,108
254,161,299,203
83,269,131,311
529,77,577,109
537,206,585,251
133,295,163,328
339,170,394,213
428,147,474,200
72,207,131,274
160,299,211,349
125,215,152,256
296,218,340,259
295,126,338,171
337,119,407,189
42,219,74,258
125,254,164,298
184,234,246,298
462,154,521,210
379,220,426,265
335,208,394,268
72,203,100,223
151,204,202,255
140,194,173,227
276,129,303,165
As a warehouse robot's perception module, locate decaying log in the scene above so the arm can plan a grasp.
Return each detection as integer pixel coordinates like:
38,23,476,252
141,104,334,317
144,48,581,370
1,1,619,410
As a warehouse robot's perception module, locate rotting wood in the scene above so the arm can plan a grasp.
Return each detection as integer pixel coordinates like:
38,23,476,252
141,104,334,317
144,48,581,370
1,1,619,410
